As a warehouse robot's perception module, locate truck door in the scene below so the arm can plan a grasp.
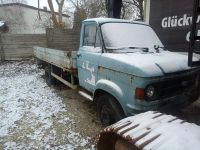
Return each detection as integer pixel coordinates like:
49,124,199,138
77,22,102,92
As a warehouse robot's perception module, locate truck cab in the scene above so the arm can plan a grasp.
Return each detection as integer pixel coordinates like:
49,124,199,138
76,18,200,125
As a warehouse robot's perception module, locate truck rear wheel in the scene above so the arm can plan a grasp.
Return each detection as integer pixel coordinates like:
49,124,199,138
36,58,45,69
96,94,125,126
45,65,56,86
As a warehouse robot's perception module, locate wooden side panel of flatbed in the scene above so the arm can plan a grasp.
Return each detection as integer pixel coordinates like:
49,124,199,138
33,46,77,69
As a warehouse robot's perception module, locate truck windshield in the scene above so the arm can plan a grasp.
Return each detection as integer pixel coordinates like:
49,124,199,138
101,23,163,51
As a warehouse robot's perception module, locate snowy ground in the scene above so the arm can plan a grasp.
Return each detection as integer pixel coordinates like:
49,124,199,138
0,60,97,150
1,60,200,150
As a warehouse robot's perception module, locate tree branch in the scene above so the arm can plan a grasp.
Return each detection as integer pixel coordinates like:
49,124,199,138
38,0,41,20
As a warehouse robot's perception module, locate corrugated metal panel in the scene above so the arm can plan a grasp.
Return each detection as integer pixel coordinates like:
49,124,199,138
98,111,200,150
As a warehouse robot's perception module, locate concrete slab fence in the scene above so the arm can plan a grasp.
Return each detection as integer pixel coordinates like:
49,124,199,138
0,34,46,60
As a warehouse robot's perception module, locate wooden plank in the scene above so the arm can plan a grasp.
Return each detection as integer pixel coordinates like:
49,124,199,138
46,28,79,51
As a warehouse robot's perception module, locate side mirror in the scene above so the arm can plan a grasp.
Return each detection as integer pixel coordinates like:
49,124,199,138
0,21,9,33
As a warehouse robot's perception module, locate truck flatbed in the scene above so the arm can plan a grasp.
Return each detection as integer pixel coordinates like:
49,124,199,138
34,46,77,70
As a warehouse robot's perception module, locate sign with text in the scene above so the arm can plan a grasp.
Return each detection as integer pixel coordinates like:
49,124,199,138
150,0,199,52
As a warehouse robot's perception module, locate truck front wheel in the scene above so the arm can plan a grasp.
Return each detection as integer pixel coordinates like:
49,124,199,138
96,94,125,126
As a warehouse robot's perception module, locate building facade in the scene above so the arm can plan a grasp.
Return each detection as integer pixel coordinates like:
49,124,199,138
0,3,70,34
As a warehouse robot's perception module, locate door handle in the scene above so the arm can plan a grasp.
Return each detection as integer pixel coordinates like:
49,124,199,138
77,53,82,58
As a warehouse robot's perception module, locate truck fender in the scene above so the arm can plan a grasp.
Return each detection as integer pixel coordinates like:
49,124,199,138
94,79,126,113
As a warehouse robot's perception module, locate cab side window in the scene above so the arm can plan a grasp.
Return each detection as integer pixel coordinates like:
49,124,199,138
83,24,96,46
83,24,101,48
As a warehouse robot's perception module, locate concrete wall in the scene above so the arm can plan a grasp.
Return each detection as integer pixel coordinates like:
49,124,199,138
0,5,70,34
0,34,46,60
0,27,80,61
46,28,80,51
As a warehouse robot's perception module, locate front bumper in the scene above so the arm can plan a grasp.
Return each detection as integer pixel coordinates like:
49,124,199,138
127,87,200,115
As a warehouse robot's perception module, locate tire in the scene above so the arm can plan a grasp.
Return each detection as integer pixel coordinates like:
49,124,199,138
96,94,125,126
45,65,56,86
36,58,45,69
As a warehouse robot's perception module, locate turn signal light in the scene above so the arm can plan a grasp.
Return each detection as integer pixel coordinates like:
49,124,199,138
135,88,145,100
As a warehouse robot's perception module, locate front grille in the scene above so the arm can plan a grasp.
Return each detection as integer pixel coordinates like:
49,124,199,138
146,70,200,101
159,74,197,98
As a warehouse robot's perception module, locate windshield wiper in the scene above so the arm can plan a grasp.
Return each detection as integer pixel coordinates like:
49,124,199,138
128,46,149,52
154,45,166,53
107,46,149,52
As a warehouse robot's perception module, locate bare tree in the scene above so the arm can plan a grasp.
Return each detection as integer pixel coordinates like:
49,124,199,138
122,0,144,20
38,0,41,20
33,12,53,31
36,0,71,30
65,0,107,29
56,0,65,26
68,0,107,18
67,0,144,21
47,0,59,27
47,0,66,28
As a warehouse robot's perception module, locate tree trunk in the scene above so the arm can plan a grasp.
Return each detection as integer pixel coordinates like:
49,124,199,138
48,0,59,27
106,0,122,18
138,0,144,20
38,0,41,20
58,0,64,27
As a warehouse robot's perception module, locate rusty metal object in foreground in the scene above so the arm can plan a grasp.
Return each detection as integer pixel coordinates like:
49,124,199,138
97,111,200,150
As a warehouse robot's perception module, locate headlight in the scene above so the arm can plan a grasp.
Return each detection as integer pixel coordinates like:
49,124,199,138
146,86,155,98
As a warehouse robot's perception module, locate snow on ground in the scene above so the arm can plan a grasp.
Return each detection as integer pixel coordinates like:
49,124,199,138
0,60,94,149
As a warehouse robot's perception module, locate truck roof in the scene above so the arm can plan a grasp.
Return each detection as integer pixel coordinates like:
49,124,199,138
83,18,147,25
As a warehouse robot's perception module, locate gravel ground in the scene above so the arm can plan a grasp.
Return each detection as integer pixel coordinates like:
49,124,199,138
1,60,200,149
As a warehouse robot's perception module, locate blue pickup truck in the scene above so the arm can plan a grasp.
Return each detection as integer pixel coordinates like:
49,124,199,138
34,18,200,125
